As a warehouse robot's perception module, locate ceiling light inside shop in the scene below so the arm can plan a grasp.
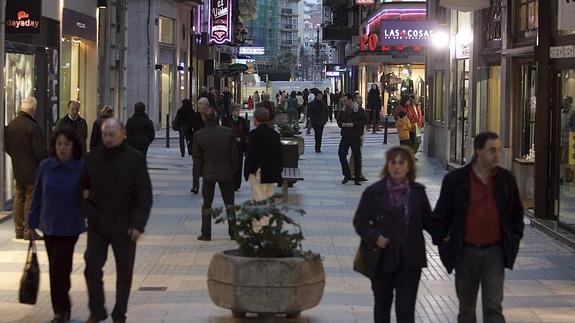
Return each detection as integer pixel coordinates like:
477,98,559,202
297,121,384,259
72,38,82,45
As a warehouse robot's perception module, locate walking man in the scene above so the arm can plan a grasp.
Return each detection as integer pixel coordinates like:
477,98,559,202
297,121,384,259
308,93,328,153
5,96,48,240
190,98,208,194
126,102,155,157
55,100,88,154
193,107,238,241
432,132,524,323
337,94,367,186
81,118,153,323
255,93,276,125
222,103,250,191
245,108,283,201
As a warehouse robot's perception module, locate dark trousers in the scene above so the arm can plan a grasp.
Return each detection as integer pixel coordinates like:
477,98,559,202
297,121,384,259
234,153,244,191
178,130,187,157
455,245,505,323
312,123,325,152
84,230,136,321
201,180,235,237
13,181,34,237
339,136,362,179
44,235,79,316
400,140,412,147
192,164,200,190
328,106,334,121
372,267,422,323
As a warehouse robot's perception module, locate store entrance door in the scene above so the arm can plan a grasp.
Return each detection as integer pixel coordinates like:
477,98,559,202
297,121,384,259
450,59,470,165
4,52,35,203
159,64,172,127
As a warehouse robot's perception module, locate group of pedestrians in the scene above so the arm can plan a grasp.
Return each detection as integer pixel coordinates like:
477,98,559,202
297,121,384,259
354,132,524,323
5,96,154,323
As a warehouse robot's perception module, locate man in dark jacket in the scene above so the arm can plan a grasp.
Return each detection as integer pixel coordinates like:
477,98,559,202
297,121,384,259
174,99,197,157
245,108,282,200
222,103,250,191
81,118,152,323
89,105,114,151
5,96,48,240
308,93,329,153
255,93,276,125
432,132,524,323
55,100,88,153
190,98,208,194
126,102,155,157
193,107,238,241
338,94,368,185
222,87,233,118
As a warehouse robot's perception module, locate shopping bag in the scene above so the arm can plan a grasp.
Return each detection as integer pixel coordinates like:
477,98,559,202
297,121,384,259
19,239,40,305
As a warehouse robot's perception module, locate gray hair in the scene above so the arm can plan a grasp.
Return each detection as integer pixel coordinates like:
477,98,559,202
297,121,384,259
22,96,37,112
262,93,271,101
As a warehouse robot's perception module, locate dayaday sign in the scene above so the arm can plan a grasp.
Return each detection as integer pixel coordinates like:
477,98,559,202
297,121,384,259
6,0,41,34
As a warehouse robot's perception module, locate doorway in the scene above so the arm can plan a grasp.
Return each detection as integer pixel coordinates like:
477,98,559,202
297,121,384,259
450,59,470,165
159,64,173,126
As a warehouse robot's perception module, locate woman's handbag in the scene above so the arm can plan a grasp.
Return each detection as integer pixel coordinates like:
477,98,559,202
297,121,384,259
353,239,382,280
19,239,40,305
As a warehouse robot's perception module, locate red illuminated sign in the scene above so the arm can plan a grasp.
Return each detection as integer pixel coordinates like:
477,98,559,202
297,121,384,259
6,0,41,34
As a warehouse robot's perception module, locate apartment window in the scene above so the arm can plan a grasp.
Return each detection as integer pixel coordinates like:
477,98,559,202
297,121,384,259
159,16,175,44
517,0,538,38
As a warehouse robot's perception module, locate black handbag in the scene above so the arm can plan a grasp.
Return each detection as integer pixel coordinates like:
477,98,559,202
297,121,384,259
353,239,382,280
19,239,40,305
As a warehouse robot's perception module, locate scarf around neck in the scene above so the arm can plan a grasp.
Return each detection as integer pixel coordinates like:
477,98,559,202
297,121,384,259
386,178,410,223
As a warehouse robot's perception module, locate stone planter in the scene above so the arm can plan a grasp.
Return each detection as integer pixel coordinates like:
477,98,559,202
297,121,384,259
207,250,325,319
294,135,305,156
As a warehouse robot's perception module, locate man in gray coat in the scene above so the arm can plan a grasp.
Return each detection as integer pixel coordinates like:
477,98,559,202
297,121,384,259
193,106,238,241
5,96,48,240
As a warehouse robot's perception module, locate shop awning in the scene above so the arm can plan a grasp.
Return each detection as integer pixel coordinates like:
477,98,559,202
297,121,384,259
439,0,490,12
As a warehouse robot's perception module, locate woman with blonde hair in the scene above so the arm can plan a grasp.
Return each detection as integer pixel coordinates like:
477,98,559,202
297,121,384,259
89,105,114,151
353,145,434,323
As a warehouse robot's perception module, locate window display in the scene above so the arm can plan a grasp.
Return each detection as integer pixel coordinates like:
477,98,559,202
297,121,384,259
518,64,536,160
558,69,575,229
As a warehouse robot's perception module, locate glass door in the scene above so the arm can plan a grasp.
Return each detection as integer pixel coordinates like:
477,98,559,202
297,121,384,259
558,69,575,230
450,59,469,165
5,52,35,203
159,64,172,126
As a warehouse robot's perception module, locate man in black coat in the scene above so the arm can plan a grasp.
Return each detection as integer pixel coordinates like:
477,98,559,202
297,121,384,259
174,99,197,157
245,108,283,201
307,93,329,153
81,118,152,323
126,102,155,157
337,94,368,186
222,87,233,118
222,103,250,191
432,132,524,323
190,98,208,194
5,96,48,240
193,107,239,241
54,100,88,154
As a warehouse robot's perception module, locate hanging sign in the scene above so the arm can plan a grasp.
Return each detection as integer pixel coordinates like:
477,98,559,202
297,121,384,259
379,21,437,46
559,0,575,31
209,0,233,44
5,0,41,34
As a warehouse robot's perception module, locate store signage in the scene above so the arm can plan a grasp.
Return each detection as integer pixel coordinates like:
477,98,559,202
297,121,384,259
238,47,265,55
325,64,348,77
356,0,375,5
379,21,437,46
62,9,97,41
228,63,248,73
559,0,575,30
6,0,41,33
209,0,233,44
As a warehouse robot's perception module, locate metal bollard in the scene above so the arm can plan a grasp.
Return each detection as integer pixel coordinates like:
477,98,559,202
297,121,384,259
383,116,389,145
166,114,170,148
245,112,250,129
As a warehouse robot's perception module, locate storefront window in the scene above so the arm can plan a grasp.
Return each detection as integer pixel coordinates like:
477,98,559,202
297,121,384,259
159,16,175,44
485,0,502,43
60,36,87,119
434,71,444,123
450,59,469,165
517,64,537,159
558,70,575,229
517,0,538,38
5,52,35,201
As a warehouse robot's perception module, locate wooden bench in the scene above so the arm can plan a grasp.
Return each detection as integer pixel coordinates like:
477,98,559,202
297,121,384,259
281,167,304,202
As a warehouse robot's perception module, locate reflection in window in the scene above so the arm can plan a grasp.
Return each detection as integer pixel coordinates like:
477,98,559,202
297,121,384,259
518,0,538,37
486,0,502,42
518,65,536,159
434,71,444,123
558,70,575,229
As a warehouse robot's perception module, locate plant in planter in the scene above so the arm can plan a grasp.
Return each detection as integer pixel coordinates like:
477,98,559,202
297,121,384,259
207,198,324,319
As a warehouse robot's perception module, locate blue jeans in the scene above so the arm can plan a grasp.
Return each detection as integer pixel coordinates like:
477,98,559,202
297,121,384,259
455,245,506,323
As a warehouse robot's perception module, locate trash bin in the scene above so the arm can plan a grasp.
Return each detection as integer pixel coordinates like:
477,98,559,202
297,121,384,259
281,139,299,168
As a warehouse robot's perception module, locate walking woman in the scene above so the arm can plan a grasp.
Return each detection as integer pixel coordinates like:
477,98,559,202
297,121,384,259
28,129,86,323
367,84,382,133
353,145,433,323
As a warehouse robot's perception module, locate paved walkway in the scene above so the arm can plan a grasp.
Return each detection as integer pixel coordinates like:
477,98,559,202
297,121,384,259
1,122,575,322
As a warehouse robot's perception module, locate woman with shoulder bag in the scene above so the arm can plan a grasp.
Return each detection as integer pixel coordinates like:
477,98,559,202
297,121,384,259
353,145,434,323
28,129,87,323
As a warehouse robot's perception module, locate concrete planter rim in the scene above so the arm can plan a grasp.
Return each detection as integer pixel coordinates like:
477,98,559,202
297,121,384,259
221,249,321,262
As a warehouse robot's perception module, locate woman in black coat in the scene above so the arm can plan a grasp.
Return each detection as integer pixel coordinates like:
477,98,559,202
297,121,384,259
353,145,433,323
126,102,155,156
367,84,382,132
